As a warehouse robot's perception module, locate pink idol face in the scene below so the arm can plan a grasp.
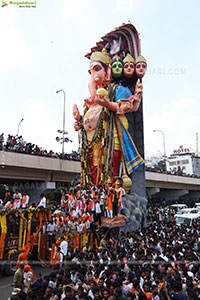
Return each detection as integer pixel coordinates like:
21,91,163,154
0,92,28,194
135,62,147,78
123,62,134,78
89,62,106,85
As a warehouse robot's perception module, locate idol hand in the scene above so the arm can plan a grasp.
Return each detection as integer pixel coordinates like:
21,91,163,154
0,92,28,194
72,104,81,121
94,95,109,107
135,83,143,96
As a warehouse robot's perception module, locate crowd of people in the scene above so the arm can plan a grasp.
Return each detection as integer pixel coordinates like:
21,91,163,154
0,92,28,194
0,133,80,161
0,190,30,209
1,178,126,237
145,166,200,179
7,203,200,300
2,182,200,300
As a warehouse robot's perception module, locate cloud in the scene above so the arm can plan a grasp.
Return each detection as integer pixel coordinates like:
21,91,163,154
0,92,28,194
0,10,30,69
175,97,197,110
22,98,50,116
60,0,74,23
116,0,134,10
20,98,50,135
144,97,199,156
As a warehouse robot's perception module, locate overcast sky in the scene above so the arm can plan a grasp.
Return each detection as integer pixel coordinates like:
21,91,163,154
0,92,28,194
0,0,199,158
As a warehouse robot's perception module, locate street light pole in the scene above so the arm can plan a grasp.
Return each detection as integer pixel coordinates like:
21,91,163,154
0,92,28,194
17,118,24,136
153,129,167,158
56,89,66,156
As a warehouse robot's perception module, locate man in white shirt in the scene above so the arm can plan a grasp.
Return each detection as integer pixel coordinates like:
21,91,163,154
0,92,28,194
60,237,68,268
5,198,16,209
13,190,22,209
0,199,4,209
21,192,30,208
95,199,102,225
47,220,56,250
38,194,46,208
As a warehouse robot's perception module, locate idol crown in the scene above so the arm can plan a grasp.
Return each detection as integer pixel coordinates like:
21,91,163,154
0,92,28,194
90,48,111,65
135,53,147,64
123,53,135,64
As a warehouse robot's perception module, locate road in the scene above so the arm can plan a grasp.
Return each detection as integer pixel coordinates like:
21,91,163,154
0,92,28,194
0,265,52,300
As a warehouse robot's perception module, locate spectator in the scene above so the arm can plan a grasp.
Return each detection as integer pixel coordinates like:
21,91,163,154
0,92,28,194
60,236,68,268
13,262,25,292
38,193,47,208
23,264,34,293
47,219,56,251
13,189,22,209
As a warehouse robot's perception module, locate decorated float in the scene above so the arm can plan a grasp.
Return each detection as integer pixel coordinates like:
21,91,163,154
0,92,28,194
0,207,52,275
73,23,148,232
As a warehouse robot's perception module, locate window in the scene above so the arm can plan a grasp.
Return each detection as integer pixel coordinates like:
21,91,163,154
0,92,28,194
169,161,176,166
181,159,189,165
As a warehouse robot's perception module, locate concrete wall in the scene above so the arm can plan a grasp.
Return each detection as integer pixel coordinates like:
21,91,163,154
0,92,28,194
1,151,200,194
145,171,200,190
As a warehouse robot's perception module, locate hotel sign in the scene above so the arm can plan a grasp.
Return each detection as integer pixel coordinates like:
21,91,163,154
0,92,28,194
173,148,190,154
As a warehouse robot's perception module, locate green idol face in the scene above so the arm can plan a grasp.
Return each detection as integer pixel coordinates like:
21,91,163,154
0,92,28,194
111,61,123,79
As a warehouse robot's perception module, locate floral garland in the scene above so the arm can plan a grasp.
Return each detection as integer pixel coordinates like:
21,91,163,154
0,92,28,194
0,215,7,259
0,207,52,216
79,83,120,187
80,108,108,187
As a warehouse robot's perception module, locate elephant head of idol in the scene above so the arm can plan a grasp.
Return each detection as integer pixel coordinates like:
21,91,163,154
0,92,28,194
87,48,111,104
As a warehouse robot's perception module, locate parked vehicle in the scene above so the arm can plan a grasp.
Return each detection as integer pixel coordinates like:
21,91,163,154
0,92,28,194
175,208,200,218
176,213,200,226
170,204,188,213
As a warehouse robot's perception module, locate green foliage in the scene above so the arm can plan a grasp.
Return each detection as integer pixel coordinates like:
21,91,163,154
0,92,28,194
157,160,166,171
0,185,12,200
0,185,5,200
46,187,62,204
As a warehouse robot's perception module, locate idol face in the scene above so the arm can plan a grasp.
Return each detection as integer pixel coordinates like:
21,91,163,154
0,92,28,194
123,61,134,78
111,61,123,79
89,62,106,86
135,62,147,78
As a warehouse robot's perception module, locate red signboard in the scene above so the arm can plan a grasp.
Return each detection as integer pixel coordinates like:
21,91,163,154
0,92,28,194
173,148,190,154
6,236,18,250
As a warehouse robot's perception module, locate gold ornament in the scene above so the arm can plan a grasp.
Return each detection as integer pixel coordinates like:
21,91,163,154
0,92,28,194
112,55,121,62
96,88,108,97
90,48,111,65
122,162,132,193
123,53,135,64
107,177,112,184
115,179,121,186
135,53,147,65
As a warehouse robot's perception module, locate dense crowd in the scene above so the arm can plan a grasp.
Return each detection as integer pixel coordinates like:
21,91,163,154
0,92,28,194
145,166,200,179
2,182,200,300
0,133,80,161
1,178,126,235
8,204,200,300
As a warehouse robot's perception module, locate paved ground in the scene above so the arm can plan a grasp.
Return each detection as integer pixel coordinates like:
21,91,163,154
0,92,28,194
0,265,52,300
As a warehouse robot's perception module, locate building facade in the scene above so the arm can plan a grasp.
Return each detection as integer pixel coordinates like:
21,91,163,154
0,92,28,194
166,147,200,176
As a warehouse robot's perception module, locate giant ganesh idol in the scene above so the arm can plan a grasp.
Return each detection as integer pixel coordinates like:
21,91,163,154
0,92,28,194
73,24,148,231
73,48,143,187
